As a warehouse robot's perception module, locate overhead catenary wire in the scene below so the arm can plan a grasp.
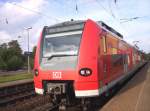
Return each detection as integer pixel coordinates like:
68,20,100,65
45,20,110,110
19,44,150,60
114,0,117,4
120,16,150,23
95,0,127,35
75,0,78,13
5,18,8,24
0,17,9,24
95,0,115,18
105,0,129,34
10,3,61,22
108,0,115,18
74,0,87,19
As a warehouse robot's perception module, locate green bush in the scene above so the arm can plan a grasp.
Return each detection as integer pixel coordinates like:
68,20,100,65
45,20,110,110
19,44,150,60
0,41,36,71
30,58,34,70
0,56,7,70
7,56,23,70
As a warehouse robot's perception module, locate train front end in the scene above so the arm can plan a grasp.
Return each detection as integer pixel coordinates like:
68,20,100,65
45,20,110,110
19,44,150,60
34,19,101,99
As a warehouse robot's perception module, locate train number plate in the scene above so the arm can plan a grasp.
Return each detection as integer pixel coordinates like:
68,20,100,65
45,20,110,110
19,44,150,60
52,72,62,79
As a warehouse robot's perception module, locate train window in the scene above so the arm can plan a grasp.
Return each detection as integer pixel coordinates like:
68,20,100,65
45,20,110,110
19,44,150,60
102,36,107,53
42,31,82,58
111,54,124,75
112,54,123,66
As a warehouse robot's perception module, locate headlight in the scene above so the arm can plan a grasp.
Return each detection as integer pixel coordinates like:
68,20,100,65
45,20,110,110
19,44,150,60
34,69,39,76
79,68,92,76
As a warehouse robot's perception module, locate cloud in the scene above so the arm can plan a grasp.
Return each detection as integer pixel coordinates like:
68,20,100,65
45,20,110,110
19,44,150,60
0,0,49,34
0,0,48,51
0,0,46,24
0,31,12,44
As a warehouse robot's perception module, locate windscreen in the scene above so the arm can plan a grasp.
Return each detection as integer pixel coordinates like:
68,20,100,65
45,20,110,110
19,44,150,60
40,30,82,70
43,31,82,58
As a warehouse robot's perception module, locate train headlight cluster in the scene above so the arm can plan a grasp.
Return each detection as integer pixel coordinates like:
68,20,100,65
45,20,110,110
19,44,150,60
79,68,92,76
34,69,39,76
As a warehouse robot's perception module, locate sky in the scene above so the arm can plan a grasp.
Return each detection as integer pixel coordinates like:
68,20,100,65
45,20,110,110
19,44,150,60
0,0,150,53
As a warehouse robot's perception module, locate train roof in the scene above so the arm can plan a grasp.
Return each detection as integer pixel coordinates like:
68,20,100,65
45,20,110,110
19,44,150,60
48,20,85,28
44,20,123,39
44,20,85,34
98,21,123,39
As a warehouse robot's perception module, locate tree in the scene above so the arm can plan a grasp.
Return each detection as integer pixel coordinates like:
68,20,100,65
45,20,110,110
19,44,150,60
22,46,37,70
8,40,22,56
0,43,7,49
31,46,37,58
30,46,37,69
145,53,150,61
0,43,7,61
30,58,34,69
7,56,23,70
0,40,24,71
0,56,7,70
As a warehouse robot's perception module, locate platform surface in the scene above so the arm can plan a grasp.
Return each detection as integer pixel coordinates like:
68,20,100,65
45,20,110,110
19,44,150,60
100,62,150,111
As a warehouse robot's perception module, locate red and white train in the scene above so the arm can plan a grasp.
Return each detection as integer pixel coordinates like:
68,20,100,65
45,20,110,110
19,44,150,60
34,19,145,109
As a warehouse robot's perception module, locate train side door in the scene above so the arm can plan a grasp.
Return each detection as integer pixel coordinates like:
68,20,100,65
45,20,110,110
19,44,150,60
123,54,128,73
101,35,108,79
100,34,108,82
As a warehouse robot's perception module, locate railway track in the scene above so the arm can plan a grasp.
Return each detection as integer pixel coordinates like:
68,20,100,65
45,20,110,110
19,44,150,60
0,79,52,111
0,79,34,107
0,91,35,106
31,103,60,111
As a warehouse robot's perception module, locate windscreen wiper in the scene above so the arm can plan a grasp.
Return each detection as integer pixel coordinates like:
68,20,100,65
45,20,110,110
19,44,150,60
47,54,77,60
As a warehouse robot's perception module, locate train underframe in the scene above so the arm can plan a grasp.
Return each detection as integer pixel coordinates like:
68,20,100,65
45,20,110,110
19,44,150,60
43,80,93,111
43,81,74,110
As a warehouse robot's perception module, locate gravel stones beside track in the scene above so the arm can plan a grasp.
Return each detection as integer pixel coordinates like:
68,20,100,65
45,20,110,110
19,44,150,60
0,95,51,111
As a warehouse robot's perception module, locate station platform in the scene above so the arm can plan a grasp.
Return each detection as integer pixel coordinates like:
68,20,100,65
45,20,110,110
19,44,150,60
100,62,150,111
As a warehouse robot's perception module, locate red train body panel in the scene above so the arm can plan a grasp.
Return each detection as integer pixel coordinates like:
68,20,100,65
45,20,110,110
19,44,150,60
34,19,145,97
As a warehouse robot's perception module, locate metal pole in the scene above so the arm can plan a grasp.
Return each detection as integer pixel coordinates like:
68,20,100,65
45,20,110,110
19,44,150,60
26,27,32,74
27,29,30,74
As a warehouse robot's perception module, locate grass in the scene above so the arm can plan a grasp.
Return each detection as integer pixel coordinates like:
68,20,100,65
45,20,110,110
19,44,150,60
0,73,33,83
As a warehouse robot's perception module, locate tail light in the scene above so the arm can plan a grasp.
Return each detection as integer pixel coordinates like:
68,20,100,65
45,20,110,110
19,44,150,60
79,68,92,76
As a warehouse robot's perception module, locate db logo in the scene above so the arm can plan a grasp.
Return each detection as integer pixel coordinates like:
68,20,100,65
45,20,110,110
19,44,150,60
52,72,62,79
